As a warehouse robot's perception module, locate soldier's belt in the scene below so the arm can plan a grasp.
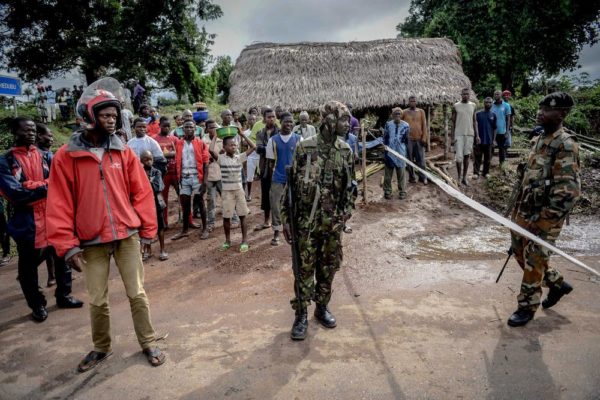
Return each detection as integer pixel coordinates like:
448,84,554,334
384,145,600,278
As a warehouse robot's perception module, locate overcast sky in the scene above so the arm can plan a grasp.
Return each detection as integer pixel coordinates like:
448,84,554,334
204,0,600,81
3,0,599,91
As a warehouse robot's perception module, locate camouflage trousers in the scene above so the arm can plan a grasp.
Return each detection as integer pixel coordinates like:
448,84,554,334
510,215,564,312
290,228,343,310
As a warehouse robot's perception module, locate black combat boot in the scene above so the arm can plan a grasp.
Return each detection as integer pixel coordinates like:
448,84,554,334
542,281,573,309
507,309,534,327
291,308,308,340
314,304,337,328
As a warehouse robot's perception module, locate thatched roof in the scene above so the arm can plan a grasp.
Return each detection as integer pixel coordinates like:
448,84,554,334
229,38,473,113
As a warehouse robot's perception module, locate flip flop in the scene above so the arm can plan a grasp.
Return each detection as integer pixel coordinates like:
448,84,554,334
159,252,169,261
77,351,113,373
200,230,210,240
220,242,231,251
240,243,249,253
170,232,189,241
270,238,279,246
142,347,166,367
254,223,271,231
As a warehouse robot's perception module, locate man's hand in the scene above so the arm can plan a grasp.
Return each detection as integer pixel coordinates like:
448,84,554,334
67,253,86,272
283,223,292,245
475,135,481,145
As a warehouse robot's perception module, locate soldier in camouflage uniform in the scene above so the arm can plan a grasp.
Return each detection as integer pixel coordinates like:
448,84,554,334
282,101,356,340
507,92,581,327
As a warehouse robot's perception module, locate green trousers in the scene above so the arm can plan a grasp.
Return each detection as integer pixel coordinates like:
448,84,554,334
82,234,157,353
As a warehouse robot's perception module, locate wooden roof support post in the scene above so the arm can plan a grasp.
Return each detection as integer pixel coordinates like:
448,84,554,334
426,105,431,152
361,123,367,204
443,104,448,160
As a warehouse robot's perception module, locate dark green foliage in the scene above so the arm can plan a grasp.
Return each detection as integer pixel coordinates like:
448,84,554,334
211,56,234,104
1,0,222,100
397,0,600,93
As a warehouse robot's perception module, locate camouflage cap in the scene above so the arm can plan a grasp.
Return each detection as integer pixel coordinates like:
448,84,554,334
320,101,351,120
539,92,574,109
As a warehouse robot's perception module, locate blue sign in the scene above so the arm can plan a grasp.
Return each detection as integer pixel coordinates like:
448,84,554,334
0,75,22,96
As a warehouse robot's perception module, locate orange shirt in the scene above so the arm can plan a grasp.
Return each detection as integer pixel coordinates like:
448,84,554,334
402,108,428,142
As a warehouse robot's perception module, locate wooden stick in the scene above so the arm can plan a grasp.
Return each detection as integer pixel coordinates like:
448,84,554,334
426,106,431,152
427,160,458,189
361,123,367,204
443,104,449,160
426,154,445,161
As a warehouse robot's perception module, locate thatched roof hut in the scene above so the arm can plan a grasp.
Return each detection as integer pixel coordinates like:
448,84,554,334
229,38,473,113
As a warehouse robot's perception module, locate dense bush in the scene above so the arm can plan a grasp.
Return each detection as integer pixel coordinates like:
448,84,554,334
509,82,600,136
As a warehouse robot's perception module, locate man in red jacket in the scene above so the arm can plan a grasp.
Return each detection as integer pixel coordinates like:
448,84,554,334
171,119,209,240
0,117,83,322
47,89,166,372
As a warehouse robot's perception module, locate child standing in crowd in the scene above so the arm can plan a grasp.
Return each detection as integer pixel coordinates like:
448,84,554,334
140,151,168,261
202,119,223,234
209,130,256,252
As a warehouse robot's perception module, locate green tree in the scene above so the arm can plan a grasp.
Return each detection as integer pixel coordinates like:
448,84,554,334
211,55,234,103
397,0,600,93
23,87,33,101
0,0,222,100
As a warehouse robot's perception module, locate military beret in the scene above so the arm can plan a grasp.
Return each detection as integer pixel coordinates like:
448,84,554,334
539,92,574,109
320,101,350,120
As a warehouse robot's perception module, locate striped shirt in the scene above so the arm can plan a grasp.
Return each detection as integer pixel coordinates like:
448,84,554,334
218,152,248,191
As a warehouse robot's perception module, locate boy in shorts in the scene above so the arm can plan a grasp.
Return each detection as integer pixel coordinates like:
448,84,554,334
209,130,256,252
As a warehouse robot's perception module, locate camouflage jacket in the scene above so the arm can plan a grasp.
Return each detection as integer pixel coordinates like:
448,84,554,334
513,127,581,231
281,134,356,232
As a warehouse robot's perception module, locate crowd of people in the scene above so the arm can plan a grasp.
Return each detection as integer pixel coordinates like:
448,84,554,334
0,79,580,371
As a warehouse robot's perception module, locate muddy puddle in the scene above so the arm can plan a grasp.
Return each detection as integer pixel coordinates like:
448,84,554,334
375,214,600,260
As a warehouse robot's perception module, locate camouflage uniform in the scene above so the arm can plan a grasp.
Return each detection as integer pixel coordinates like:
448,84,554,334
510,127,580,311
282,134,356,310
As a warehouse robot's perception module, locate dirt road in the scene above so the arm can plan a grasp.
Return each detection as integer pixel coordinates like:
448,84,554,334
1,171,599,399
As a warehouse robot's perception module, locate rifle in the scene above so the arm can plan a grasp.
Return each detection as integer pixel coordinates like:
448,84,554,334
495,248,513,283
285,166,303,305
503,162,526,217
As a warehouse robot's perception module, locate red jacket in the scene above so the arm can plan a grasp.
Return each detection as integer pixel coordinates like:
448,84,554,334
175,137,209,182
47,132,157,258
0,145,49,249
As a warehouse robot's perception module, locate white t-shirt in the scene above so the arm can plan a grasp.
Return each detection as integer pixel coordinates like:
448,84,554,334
454,101,476,137
127,135,165,161
182,140,197,175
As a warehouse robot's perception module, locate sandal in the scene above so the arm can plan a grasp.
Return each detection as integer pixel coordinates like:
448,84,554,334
254,223,271,231
220,242,231,251
200,230,210,240
77,350,113,373
270,237,280,246
142,347,166,367
170,232,189,241
142,252,153,262
343,225,353,234
159,251,169,261
240,243,249,253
